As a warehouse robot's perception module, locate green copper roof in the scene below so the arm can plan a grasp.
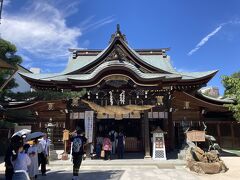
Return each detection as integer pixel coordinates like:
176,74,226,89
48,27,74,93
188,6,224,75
19,28,218,86
197,89,235,103
178,70,218,80
62,55,96,74
140,55,175,73
19,60,217,83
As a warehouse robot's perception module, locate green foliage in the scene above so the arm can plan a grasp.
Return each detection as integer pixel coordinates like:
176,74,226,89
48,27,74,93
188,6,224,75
0,38,22,64
0,38,22,91
222,73,240,121
231,71,240,79
5,109,35,122
1,89,87,101
0,119,17,128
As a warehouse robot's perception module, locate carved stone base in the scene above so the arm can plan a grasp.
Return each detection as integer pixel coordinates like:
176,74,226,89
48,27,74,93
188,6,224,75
144,155,152,159
49,150,58,161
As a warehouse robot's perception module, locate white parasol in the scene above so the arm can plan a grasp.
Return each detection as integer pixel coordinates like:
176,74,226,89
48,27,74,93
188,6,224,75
25,132,45,141
12,129,31,138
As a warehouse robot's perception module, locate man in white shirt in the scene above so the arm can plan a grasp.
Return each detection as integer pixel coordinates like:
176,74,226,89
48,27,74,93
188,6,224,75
38,134,50,176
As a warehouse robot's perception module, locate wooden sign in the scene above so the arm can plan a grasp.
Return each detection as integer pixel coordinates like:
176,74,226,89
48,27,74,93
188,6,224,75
186,130,205,142
63,129,69,141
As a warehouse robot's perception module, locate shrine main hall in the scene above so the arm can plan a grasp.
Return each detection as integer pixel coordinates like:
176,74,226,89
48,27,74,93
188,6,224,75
18,25,238,158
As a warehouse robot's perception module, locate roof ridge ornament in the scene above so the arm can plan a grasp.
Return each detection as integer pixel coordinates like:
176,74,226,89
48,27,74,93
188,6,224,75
109,24,128,44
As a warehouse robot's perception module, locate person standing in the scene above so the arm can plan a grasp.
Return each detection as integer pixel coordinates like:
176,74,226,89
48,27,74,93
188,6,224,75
70,129,87,180
28,139,40,180
103,135,112,160
12,145,31,173
38,135,50,176
108,129,118,155
4,136,23,180
117,131,125,159
96,136,103,158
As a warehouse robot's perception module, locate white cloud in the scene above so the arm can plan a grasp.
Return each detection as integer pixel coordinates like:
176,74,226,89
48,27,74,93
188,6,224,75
188,24,224,56
81,16,115,32
188,20,240,56
2,0,11,6
0,1,114,62
0,2,81,59
19,54,32,62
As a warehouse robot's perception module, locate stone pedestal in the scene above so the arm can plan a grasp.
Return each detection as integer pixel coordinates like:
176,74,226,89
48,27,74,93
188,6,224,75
49,143,58,161
49,150,58,161
47,122,58,161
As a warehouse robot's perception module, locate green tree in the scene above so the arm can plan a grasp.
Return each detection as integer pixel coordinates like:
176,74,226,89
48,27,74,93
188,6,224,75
0,38,22,91
222,71,240,121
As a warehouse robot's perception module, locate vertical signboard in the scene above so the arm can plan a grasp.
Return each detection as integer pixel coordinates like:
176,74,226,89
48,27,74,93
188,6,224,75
84,111,94,143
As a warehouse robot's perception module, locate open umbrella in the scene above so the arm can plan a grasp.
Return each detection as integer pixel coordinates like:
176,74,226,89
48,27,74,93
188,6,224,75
205,134,216,141
12,129,31,138
25,132,45,141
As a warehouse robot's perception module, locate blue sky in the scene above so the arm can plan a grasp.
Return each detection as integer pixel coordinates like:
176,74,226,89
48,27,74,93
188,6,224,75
1,0,240,95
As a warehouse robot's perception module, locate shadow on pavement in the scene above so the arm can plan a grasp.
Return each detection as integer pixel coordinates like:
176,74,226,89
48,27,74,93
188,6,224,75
220,149,239,157
37,170,125,180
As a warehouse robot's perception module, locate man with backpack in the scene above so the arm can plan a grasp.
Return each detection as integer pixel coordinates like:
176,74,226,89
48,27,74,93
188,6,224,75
70,129,87,180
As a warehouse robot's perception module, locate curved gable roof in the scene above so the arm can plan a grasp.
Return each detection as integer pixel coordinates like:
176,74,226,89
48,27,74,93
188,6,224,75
18,25,218,89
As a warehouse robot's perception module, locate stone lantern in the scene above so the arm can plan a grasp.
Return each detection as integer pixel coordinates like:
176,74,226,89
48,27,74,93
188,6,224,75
46,117,58,160
151,126,167,160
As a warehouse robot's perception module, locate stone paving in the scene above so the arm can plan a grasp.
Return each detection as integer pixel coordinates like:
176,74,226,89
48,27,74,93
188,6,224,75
34,166,199,180
1,156,239,180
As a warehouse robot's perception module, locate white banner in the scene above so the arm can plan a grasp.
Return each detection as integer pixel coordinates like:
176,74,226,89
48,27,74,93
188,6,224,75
84,111,94,143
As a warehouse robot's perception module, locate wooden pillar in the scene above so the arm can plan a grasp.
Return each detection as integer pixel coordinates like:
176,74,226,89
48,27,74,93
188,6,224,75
141,114,145,150
168,112,174,150
65,111,70,130
217,123,221,146
231,123,235,148
144,111,151,159
93,114,97,147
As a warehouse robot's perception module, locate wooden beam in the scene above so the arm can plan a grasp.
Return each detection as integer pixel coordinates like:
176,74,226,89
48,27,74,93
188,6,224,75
0,69,17,91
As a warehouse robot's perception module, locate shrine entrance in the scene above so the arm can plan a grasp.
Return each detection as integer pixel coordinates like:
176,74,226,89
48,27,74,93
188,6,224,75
19,25,229,159
95,118,144,152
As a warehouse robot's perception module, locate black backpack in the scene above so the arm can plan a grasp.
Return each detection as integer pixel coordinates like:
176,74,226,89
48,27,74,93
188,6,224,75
72,137,82,153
